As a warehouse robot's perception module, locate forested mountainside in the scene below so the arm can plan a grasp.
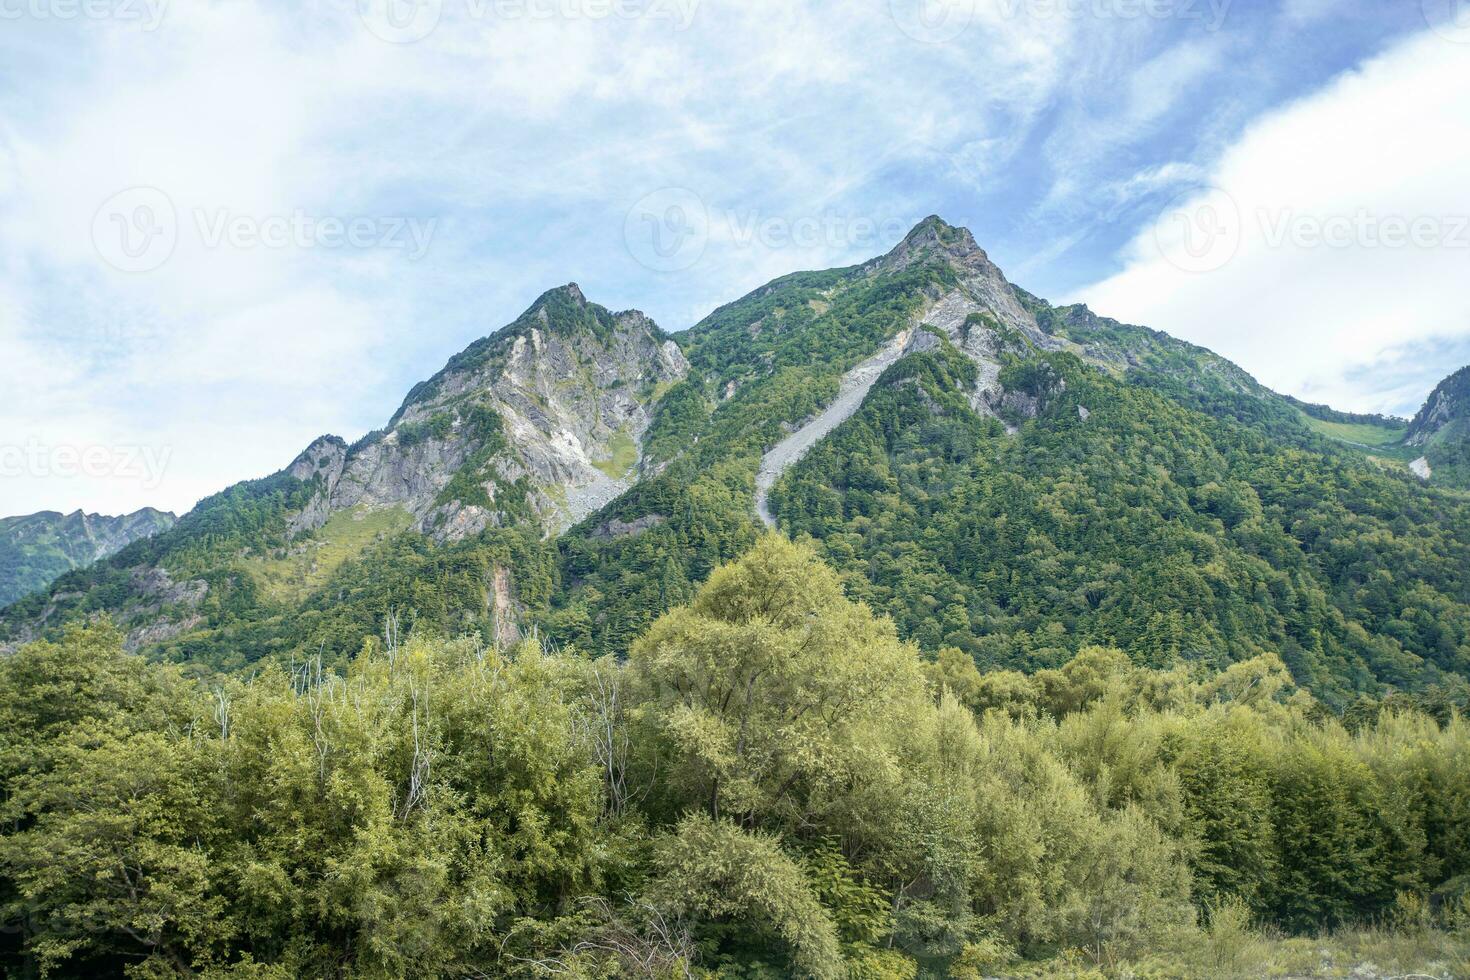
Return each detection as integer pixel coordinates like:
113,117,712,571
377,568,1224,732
0,508,174,606
3,218,1469,709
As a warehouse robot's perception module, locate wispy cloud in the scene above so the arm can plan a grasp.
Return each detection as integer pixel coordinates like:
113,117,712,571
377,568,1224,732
1072,30,1470,416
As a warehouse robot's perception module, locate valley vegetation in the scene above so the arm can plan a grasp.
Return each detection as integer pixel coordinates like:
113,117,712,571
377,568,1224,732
2,537,1468,978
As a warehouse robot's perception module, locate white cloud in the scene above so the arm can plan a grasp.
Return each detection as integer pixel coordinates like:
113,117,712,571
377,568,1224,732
0,2,409,516
1072,30,1470,416
1036,35,1226,217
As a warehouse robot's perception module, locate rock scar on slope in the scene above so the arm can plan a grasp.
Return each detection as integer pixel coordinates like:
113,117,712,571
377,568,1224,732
754,328,913,527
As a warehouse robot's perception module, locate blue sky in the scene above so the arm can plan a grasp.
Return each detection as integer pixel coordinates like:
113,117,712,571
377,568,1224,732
1,0,1468,516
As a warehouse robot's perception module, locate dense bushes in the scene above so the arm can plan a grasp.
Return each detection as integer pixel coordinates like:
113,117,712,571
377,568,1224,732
2,537,1467,977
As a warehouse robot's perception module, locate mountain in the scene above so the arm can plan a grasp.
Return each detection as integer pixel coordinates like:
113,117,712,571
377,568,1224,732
4,217,1469,704
1402,365,1470,486
0,285,688,662
0,508,175,606
288,282,688,541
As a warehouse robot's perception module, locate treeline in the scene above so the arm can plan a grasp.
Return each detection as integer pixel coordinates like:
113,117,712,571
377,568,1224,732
2,536,1467,978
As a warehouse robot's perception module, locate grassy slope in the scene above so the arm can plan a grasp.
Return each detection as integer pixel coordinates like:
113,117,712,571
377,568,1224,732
591,429,638,480
242,506,414,605
1301,413,1417,473
1302,415,1408,448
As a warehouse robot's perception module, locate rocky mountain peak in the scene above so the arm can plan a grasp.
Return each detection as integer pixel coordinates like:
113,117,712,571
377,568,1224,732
282,284,689,543
872,215,985,273
872,217,1054,367
287,435,349,481
514,282,627,341
523,282,593,322
907,214,980,252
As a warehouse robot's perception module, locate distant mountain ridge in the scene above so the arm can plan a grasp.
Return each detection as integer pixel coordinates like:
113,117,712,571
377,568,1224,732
1273,364,1470,488
0,508,175,606
4,217,1469,705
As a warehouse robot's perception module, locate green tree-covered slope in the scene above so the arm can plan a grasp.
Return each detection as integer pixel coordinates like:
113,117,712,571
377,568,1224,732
770,333,1470,703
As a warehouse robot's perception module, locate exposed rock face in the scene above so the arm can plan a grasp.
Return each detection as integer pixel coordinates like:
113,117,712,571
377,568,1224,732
874,217,1054,347
1401,365,1470,488
590,513,666,540
288,284,689,540
125,612,206,652
309,429,489,533
1406,365,1470,447
116,566,210,652
0,561,206,655
288,436,349,482
487,564,522,649
285,437,349,535
864,216,1071,423
754,328,914,527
